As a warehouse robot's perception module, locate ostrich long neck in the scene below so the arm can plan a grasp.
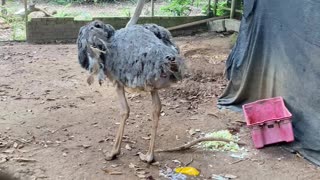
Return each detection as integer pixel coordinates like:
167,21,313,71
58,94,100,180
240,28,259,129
126,0,145,27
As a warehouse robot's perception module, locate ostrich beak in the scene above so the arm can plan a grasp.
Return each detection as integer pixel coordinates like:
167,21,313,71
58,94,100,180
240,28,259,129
90,45,106,55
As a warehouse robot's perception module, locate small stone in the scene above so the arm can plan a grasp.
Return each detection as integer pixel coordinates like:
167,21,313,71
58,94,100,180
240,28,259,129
125,144,132,151
62,152,67,157
188,129,196,136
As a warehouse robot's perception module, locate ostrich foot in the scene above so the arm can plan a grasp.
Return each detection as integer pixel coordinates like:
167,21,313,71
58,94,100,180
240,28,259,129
105,151,120,161
138,152,154,163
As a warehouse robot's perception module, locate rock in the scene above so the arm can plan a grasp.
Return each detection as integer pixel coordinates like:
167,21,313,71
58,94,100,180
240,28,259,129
125,144,132,151
188,129,196,136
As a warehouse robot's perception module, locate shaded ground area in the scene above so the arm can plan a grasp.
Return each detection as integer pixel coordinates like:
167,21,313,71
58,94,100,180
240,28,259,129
0,33,320,180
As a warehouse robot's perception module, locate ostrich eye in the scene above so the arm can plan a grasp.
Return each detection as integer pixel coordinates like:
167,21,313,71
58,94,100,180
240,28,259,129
94,23,102,28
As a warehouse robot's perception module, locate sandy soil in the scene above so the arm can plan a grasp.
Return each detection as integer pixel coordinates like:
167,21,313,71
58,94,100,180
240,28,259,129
0,33,320,180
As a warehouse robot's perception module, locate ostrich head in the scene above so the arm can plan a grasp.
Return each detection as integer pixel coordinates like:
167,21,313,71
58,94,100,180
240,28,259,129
77,20,115,85
77,20,115,72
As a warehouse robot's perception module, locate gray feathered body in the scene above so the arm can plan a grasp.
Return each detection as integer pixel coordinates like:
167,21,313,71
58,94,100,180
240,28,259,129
77,21,184,91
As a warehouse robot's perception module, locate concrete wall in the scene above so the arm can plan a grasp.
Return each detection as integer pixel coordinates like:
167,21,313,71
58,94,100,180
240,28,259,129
208,19,240,32
27,16,208,43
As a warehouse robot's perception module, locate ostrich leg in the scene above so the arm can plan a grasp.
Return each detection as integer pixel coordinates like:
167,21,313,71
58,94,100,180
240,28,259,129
106,83,130,160
139,90,161,163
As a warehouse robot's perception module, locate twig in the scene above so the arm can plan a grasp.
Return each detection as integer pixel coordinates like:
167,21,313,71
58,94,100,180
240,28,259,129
229,158,247,165
184,157,194,166
50,122,80,134
155,137,245,152
13,158,37,162
14,97,40,100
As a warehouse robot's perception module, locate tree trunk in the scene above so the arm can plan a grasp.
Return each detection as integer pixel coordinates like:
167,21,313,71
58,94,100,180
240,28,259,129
1,0,6,6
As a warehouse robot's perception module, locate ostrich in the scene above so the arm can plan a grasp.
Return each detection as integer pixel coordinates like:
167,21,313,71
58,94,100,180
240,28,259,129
77,0,184,163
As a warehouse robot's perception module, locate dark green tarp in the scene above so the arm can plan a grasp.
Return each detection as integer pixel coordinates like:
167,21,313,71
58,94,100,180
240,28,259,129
218,0,320,165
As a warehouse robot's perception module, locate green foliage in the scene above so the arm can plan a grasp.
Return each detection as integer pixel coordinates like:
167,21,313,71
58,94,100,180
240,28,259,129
53,4,93,20
202,0,228,16
0,4,26,41
53,3,73,17
202,0,243,16
200,130,241,152
12,21,26,41
230,32,238,46
121,8,131,17
161,0,192,16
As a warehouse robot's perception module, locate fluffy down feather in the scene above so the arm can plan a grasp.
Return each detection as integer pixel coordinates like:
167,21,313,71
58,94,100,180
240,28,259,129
77,21,185,90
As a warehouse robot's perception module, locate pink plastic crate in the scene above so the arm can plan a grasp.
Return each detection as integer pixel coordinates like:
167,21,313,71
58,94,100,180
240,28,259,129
242,97,294,148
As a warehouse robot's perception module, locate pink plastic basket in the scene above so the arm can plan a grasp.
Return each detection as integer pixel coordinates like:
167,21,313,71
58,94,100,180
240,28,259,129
242,97,294,148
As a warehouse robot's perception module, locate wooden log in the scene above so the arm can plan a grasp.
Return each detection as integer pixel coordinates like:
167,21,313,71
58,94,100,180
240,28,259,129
167,16,227,31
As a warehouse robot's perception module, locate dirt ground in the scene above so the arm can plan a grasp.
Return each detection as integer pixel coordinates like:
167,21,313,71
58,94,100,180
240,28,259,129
0,33,320,180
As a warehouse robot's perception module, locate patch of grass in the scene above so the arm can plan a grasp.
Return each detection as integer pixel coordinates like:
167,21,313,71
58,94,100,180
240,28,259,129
120,7,131,17
74,12,93,20
229,32,238,48
161,0,192,16
12,21,26,41
53,3,93,20
0,2,26,41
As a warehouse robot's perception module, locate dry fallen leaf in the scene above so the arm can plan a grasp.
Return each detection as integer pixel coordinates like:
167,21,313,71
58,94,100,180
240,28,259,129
0,154,8,164
3,149,14,154
129,163,136,169
82,144,91,149
151,161,160,166
224,174,237,179
102,169,123,175
111,164,120,168
13,158,37,162
141,136,151,140
172,159,182,165
137,174,146,179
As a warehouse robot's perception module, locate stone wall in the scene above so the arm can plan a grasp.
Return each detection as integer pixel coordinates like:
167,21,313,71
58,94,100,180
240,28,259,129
27,16,208,43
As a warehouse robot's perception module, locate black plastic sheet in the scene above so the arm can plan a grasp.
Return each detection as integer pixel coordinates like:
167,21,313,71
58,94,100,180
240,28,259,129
218,0,320,165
